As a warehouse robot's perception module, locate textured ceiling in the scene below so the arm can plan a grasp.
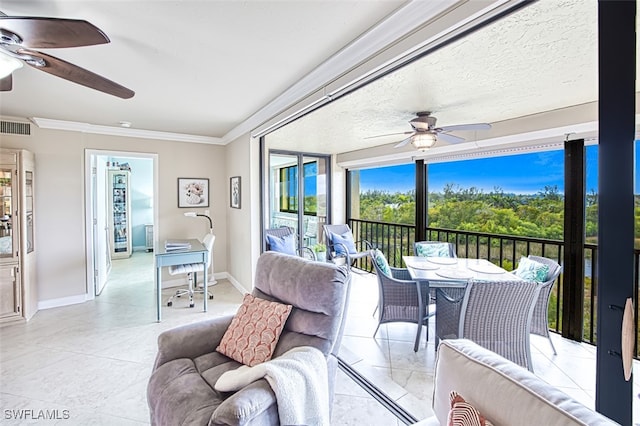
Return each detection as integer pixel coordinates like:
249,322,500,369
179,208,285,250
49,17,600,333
267,0,605,158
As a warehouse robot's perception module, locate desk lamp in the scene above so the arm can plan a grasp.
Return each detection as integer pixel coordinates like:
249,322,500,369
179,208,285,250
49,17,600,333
184,211,213,234
184,211,216,283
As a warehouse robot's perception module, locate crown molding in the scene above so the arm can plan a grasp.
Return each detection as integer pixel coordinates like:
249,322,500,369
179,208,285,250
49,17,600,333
31,117,223,145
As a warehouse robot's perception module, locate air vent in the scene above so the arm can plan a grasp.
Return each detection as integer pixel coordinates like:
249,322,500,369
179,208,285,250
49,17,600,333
0,121,31,135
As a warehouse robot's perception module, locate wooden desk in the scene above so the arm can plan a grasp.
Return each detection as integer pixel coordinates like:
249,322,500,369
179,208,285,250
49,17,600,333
155,239,208,322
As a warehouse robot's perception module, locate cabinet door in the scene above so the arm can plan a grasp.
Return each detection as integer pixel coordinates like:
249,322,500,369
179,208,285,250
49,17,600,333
0,264,20,320
0,167,17,261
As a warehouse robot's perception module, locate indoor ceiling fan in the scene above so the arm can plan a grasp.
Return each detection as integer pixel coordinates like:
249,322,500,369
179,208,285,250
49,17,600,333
368,111,491,151
0,12,134,99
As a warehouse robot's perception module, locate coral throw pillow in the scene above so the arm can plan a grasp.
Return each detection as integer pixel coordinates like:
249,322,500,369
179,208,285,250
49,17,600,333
217,294,292,367
447,391,494,426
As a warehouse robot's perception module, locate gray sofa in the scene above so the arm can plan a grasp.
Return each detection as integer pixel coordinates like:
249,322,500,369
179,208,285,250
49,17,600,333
147,251,351,425
415,339,619,426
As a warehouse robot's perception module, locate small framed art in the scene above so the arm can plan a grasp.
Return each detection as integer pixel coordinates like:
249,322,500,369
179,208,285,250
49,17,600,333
177,178,209,208
230,176,241,209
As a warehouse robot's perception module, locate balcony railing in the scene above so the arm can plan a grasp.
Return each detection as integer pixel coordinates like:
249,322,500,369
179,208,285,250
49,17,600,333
348,218,639,356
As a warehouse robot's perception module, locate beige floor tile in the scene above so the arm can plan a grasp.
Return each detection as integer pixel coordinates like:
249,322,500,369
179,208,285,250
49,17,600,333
2,252,636,425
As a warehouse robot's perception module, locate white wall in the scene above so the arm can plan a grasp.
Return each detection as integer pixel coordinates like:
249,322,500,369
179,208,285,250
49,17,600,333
224,131,256,293
0,121,231,307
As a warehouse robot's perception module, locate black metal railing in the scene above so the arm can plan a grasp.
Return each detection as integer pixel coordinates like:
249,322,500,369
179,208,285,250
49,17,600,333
348,218,640,356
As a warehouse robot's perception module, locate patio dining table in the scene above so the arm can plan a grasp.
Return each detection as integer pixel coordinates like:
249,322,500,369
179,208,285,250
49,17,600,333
402,256,518,286
403,256,527,349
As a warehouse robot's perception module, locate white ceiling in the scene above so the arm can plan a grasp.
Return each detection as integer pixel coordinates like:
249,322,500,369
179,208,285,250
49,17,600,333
1,0,637,163
0,0,406,137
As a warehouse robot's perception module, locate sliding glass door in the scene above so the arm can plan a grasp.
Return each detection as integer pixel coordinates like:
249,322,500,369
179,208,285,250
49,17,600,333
267,151,329,252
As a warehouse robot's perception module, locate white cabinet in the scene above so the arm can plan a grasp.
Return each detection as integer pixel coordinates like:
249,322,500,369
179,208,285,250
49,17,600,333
0,148,36,324
107,170,132,259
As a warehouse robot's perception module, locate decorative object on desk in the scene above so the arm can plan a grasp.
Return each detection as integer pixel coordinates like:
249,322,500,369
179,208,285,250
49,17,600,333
426,256,457,265
164,239,191,251
313,243,327,262
230,176,241,209
184,211,216,284
178,178,209,208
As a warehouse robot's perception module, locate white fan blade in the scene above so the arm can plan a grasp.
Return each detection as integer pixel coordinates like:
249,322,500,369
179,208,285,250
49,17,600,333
394,136,412,148
437,132,465,144
365,131,412,140
438,123,491,132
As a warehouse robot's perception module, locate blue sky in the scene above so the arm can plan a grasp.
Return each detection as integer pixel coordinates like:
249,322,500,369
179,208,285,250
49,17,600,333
359,145,622,195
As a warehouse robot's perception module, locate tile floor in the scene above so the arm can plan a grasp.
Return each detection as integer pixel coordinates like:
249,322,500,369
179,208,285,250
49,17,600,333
0,252,635,425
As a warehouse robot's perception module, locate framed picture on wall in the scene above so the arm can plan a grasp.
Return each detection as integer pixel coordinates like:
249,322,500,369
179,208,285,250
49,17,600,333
230,176,241,209
177,178,209,208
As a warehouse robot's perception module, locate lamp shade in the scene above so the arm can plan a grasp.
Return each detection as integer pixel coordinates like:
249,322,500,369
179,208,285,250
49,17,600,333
411,133,437,151
0,52,22,79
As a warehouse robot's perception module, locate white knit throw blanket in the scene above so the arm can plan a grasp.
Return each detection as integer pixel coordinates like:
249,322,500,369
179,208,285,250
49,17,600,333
215,346,330,426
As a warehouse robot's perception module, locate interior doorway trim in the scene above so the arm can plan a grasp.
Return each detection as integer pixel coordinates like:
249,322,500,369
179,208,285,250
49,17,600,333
84,149,159,299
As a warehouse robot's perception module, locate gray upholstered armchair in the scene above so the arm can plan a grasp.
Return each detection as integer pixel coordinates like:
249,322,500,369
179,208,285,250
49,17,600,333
147,251,351,425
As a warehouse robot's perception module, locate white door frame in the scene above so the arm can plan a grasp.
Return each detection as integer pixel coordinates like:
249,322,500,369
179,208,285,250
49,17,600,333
84,149,159,299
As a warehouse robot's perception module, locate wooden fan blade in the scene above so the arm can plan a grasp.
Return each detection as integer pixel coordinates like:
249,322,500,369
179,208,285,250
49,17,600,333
0,17,109,48
437,132,465,144
21,49,134,99
365,131,412,140
0,74,12,91
394,136,412,148
438,123,491,132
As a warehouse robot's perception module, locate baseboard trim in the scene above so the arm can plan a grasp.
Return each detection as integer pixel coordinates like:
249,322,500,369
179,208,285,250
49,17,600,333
337,358,418,425
38,294,88,310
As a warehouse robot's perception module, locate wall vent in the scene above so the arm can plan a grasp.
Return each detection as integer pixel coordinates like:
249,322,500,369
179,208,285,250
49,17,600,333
0,121,31,135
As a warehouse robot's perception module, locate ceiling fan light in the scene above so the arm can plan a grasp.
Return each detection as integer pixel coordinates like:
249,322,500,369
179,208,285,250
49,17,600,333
0,52,22,79
411,133,437,150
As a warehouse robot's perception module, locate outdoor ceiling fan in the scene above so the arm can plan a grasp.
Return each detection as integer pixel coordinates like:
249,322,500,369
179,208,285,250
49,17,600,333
367,111,491,151
0,12,134,98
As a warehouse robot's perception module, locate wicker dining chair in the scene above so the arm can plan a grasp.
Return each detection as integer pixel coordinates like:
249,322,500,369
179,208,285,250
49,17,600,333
371,249,435,352
524,255,563,354
436,279,541,371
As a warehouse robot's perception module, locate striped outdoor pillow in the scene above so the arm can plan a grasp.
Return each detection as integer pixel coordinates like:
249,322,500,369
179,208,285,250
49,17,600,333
447,391,494,426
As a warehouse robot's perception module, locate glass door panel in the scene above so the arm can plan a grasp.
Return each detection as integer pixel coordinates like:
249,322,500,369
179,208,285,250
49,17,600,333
268,153,300,234
0,168,14,259
267,152,330,256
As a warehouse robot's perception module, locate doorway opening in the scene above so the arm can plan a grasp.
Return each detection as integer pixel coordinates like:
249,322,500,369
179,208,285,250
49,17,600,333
84,149,158,299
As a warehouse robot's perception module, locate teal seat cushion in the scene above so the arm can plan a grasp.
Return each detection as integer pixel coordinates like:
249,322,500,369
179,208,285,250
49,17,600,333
514,256,550,282
416,242,451,257
266,233,297,256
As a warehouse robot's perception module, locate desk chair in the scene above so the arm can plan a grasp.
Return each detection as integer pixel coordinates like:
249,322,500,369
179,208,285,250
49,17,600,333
166,234,215,308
